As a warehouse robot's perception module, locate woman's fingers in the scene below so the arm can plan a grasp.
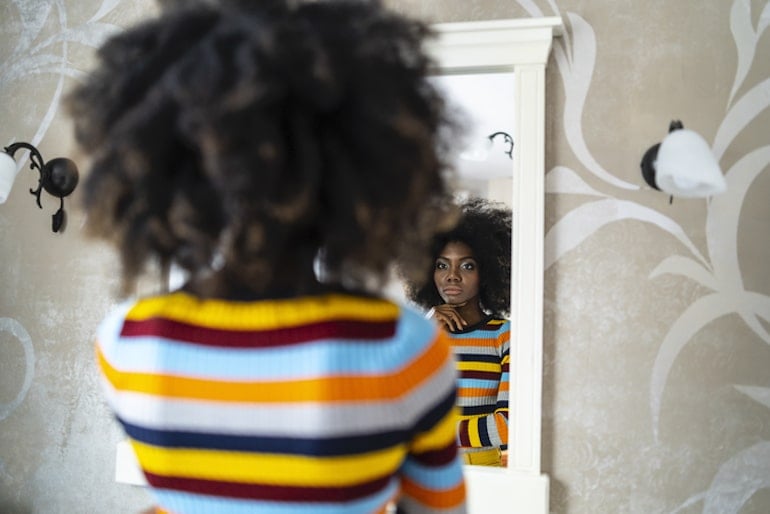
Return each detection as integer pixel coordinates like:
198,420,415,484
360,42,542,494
433,305,466,332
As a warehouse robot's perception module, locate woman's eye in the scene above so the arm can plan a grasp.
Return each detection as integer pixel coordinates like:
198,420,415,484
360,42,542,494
461,262,476,271
435,262,447,270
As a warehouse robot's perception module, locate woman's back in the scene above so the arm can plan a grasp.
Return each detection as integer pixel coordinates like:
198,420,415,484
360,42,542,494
97,291,465,513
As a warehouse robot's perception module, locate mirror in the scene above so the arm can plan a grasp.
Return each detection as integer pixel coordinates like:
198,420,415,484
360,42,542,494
427,17,562,514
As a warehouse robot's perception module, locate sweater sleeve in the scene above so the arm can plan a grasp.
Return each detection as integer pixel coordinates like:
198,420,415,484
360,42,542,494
397,328,467,514
94,299,137,412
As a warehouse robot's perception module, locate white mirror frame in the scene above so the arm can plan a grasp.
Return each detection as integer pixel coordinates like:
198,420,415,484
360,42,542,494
428,17,562,514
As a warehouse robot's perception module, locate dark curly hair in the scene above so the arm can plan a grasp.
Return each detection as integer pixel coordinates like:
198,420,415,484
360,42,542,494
67,0,460,297
405,196,512,318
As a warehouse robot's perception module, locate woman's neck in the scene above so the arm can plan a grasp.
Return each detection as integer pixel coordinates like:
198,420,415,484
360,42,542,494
455,301,485,327
182,266,329,301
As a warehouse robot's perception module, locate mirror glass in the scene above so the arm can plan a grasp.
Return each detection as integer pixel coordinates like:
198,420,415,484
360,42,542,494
432,71,516,196
384,71,516,470
382,71,515,304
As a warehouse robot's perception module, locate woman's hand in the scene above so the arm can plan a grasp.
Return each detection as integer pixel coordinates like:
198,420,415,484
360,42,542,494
430,303,468,332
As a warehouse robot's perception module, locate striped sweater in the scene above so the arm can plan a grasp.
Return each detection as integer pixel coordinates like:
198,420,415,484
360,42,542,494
449,317,510,452
95,291,466,514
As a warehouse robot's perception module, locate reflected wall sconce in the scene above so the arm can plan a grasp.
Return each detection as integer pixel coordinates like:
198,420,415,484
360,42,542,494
640,120,726,203
488,131,514,160
456,131,514,180
0,142,79,233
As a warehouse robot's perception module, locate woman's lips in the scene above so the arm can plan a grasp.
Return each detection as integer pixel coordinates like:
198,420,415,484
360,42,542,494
442,287,462,296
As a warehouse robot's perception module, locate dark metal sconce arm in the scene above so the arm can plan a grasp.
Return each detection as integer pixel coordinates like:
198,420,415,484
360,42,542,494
6,142,49,209
3,142,79,233
488,131,514,160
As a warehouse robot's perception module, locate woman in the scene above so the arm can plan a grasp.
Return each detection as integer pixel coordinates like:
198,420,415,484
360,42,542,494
406,197,511,467
68,1,467,512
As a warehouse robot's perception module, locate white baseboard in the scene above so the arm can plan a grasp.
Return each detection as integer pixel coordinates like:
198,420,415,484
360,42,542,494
115,440,146,486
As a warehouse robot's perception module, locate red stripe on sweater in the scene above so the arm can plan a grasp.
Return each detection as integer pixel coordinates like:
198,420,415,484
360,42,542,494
121,318,397,348
460,370,500,380
410,440,459,467
144,471,391,501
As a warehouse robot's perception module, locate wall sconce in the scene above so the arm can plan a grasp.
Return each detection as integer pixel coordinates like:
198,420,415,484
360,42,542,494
456,131,514,181
640,120,726,202
488,131,514,160
0,142,79,233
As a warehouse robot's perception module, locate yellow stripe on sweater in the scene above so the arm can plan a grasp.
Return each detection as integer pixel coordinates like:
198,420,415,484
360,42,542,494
131,440,406,486
465,418,483,447
455,361,501,372
410,407,458,453
125,292,399,330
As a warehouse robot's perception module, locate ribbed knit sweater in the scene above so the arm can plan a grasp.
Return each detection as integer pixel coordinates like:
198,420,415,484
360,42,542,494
95,291,466,514
449,317,510,453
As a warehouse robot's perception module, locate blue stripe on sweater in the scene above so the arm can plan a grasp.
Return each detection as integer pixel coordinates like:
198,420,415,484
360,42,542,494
99,309,436,380
119,417,410,456
152,480,398,514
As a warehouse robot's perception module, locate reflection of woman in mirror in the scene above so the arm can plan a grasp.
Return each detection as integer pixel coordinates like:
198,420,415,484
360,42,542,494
406,197,511,467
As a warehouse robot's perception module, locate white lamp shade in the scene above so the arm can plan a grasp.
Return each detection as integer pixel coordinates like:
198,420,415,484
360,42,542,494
457,137,513,180
655,128,726,197
0,151,20,204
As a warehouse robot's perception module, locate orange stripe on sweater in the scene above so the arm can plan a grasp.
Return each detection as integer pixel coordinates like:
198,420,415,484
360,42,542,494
96,334,449,403
400,478,465,509
457,387,498,398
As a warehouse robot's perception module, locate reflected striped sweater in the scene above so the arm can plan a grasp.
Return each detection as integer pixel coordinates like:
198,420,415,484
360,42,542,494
449,317,510,452
95,292,466,514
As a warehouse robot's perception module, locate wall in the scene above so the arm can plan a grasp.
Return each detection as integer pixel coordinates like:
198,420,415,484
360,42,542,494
0,2,158,512
539,2,770,513
1,1,768,513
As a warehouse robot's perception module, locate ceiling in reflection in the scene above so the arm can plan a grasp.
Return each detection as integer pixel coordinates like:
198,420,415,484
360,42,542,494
431,72,516,181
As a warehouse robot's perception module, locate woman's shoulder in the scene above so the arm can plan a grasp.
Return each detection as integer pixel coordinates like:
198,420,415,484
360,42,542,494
99,290,433,336
95,296,144,352
453,315,509,334
395,301,443,338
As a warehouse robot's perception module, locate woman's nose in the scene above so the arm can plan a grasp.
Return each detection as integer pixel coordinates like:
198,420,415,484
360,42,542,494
446,268,460,281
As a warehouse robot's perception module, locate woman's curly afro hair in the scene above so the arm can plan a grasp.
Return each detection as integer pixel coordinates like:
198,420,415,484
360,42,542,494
405,196,512,318
67,0,459,297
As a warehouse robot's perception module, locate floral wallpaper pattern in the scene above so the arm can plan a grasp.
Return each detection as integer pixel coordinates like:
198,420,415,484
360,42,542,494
544,1,769,512
1,0,768,513
537,0,770,512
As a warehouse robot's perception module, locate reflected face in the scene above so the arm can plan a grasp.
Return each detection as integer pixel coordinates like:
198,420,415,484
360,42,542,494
433,241,480,306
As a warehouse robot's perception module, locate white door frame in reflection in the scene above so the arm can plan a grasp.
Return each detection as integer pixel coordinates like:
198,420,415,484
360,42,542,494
428,16,563,514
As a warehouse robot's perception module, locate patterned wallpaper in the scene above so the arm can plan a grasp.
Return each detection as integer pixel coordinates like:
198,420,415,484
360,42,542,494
539,1,769,512
1,0,768,513
1,3,159,512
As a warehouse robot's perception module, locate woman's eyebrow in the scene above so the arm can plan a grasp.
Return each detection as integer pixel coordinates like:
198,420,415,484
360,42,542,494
437,255,476,260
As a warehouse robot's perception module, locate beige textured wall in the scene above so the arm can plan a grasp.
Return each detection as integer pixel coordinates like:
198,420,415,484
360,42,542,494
1,2,158,512
1,1,768,513
539,2,770,513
